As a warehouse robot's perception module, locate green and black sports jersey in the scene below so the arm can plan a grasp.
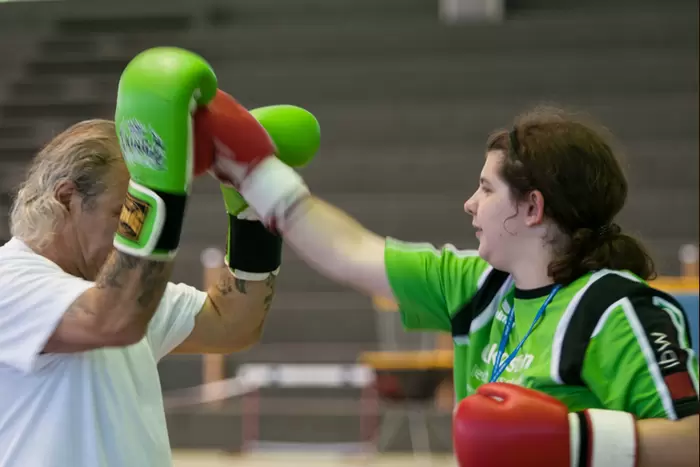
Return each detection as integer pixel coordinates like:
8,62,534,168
384,238,699,420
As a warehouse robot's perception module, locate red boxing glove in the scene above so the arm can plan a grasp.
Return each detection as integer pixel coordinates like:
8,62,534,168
193,89,275,180
194,89,309,231
453,383,638,467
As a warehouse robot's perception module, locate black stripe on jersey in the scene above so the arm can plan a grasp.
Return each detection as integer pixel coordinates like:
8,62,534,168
451,268,509,339
558,273,698,418
559,274,642,387
627,292,698,418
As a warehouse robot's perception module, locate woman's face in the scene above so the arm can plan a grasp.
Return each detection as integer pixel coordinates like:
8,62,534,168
464,151,539,271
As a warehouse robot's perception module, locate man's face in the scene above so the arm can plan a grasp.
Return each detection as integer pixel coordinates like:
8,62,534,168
69,164,129,280
463,151,529,270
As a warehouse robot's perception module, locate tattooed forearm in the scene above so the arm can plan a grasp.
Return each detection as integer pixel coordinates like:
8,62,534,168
137,260,170,307
211,271,277,317
263,274,276,313
44,250,175,352
215,271,248,296
96,251,140,289
190,272,278,353
94,250,172,320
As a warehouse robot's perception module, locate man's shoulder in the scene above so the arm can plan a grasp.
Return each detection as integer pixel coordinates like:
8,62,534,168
0,238,68,285
0,237,42,260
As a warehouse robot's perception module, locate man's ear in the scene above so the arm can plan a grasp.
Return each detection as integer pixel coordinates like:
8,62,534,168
54,180,78,214
524,189,545,227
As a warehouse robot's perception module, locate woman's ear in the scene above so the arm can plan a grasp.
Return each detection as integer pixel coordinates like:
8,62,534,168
524,189,545,227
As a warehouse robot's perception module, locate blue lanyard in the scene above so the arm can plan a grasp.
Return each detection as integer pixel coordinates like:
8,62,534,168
489,285,561,383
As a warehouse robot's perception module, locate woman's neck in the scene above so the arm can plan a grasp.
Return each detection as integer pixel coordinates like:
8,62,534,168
508,246,556,290
511,269,555,290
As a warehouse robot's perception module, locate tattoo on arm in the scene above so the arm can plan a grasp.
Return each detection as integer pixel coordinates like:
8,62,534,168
136,261,170,307
95,251,171,310
198,273,278,351
96,252,140,288
263,274,276,313
213,271,276,311
213,271,277,313
215,272,249,296
47,251,173,351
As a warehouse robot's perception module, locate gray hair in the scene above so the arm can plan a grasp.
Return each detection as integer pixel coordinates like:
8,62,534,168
10,119,122,248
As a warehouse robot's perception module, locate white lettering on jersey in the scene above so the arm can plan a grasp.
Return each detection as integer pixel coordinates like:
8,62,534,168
651,332,680,369
495,301,511,324
481,343,534,373
495,309,508,324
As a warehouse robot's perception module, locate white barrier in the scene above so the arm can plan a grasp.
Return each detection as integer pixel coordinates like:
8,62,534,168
163,363,381,454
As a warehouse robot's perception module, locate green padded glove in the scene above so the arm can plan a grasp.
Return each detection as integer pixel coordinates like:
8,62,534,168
114,47,217,260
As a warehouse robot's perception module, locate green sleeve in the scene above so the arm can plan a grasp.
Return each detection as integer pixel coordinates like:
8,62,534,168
384,238,491,333
582,294,699,420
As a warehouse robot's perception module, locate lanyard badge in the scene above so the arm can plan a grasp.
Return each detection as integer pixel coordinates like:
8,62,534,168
489,285,561,383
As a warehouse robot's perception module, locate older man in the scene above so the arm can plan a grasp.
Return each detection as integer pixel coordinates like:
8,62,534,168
0,49,285,467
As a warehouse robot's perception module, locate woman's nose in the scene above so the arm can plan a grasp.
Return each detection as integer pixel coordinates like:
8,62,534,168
464,197,476,216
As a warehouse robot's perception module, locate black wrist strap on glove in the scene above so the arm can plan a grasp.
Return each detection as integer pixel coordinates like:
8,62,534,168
153,191,188,252
226,214,282,280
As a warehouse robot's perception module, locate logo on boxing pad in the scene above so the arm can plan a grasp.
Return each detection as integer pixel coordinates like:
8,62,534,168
118,193,149,242
119,119,166,171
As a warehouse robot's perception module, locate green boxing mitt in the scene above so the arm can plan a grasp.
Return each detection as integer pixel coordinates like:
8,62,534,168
113,47,217,260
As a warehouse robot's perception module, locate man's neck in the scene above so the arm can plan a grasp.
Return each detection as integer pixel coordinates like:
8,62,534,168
29,236,82,278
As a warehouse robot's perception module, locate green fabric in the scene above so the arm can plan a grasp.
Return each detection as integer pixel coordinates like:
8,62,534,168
384,238,699,419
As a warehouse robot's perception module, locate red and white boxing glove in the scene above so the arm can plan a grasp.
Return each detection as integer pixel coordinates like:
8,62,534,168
194,89,310,231
453,383,638,467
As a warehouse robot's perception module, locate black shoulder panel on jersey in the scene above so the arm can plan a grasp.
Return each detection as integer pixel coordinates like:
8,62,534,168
558,273,690,389
626,292,698,418
451,268,509,339
558,274,645,386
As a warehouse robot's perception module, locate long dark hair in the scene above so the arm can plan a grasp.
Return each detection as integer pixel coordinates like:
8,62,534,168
486,106,656,284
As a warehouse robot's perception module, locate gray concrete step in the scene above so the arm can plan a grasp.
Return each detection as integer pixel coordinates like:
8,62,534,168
2,93,696,151
54,14,192,35
514,0,696,12
35,11,697,63
255,292,377,344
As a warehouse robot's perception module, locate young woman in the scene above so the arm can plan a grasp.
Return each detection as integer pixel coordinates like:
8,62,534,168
198,97,699,467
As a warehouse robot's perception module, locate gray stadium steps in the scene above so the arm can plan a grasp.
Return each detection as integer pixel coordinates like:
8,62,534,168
10,58,694,109
33,10,698,61
214,54,695,106
254,292,377,344
513,0,697,12
2,93,696,148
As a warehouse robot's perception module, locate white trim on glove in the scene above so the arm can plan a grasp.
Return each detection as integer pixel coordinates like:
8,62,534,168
232,268,280,281
239,157,309,232
236,206,259,221
568,409,638,467
113,180,172,260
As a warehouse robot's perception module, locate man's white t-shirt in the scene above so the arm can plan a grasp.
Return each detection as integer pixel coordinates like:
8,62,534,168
0,238,208,467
